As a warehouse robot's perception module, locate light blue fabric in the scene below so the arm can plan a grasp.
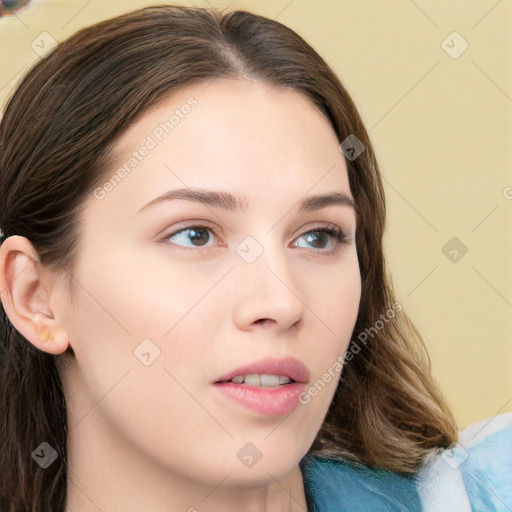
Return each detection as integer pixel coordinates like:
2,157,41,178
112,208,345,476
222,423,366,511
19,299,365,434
299,413,512,511
458,414,512,511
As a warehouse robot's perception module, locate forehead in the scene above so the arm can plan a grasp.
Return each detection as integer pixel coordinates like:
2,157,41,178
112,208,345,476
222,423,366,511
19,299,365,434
88,79,352,222
116,79,338,151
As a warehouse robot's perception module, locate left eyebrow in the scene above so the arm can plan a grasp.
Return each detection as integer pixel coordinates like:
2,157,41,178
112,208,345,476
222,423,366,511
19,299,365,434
299,191,357,212
135,188,356,215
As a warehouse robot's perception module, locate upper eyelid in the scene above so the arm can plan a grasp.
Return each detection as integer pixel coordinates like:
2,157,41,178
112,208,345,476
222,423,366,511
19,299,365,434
167,222,346,237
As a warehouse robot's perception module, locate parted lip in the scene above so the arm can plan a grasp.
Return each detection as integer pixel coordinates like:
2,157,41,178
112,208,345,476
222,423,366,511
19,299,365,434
212,356,310,384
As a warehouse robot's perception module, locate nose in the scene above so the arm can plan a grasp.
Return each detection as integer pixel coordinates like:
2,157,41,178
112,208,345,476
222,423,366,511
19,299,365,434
231,241,305,334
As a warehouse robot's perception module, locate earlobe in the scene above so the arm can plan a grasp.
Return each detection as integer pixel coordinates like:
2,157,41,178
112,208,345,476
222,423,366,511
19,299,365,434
29,312,69,354
0,235,70,355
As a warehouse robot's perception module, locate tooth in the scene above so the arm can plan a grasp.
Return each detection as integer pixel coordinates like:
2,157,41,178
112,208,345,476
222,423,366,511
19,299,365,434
244,374,260,386
260,374,279,387
228,374,293,386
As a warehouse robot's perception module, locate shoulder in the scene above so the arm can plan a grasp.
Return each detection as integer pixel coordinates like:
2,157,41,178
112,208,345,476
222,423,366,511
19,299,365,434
300,454,423,511
416,412,512,512
300,413,512,512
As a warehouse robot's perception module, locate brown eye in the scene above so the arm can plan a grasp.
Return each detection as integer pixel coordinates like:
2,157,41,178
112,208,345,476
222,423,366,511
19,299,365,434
165,226,215,248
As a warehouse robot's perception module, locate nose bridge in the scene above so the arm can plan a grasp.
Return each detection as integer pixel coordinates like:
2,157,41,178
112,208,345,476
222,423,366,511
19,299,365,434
232,232,305,329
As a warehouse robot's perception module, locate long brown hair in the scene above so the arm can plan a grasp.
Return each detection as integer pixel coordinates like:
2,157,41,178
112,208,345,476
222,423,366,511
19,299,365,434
0,4,458,510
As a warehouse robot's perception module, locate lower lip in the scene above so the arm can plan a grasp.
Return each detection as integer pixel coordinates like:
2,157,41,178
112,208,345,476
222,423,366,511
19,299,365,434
212,381,307,416
212,382,306,416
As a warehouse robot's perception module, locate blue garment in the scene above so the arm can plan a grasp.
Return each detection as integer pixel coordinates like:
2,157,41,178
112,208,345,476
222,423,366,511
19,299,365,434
299,412,512,511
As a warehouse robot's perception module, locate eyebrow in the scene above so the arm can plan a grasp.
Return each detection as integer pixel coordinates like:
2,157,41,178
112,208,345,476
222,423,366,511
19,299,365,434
135,188,356,215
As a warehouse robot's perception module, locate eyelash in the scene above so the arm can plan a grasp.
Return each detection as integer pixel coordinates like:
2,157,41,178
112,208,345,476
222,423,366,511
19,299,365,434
160,223,349,255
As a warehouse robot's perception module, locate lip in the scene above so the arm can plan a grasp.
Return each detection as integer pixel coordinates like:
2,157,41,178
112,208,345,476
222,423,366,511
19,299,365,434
212,381,306,416
212,356,310,384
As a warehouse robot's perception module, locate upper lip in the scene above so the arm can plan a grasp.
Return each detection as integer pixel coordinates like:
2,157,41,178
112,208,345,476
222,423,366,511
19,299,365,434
213,356,310,384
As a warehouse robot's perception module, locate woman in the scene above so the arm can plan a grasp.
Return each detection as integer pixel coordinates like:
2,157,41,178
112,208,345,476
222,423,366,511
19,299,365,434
0,5,510,511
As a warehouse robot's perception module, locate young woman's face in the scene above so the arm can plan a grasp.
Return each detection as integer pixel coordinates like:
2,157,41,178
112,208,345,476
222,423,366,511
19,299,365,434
61,79,361,491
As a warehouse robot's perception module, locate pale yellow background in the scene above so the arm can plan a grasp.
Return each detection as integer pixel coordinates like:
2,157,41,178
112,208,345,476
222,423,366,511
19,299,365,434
1,0,511,430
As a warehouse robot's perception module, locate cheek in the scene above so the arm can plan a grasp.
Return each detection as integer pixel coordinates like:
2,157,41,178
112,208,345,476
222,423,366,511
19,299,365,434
71,242,203,341
330,273,361,343
306,250,361,344
64,264,221,477
299,252,360,397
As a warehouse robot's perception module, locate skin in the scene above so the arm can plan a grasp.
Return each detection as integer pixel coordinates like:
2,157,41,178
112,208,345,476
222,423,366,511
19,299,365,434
0,78,361,511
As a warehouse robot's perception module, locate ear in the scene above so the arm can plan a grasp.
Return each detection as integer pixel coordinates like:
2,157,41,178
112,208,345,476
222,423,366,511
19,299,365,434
0,235,69,355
